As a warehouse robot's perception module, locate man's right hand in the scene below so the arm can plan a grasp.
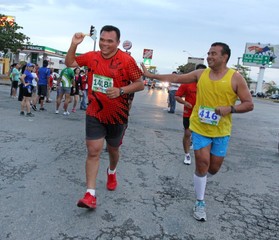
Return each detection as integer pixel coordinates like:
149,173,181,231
140,63,151,77
72,32,85,45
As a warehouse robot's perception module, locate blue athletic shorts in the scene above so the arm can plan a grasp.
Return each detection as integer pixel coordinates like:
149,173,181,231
191,131,230,157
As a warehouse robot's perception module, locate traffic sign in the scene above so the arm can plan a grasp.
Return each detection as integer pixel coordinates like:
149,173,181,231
143,49,153,59
122,40,132,51
242,54,270,65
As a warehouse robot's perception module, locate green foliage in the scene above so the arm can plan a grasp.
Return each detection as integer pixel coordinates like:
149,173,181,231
177,62,195,74
232,64,252,87
265,83,279,95
0,14,31,54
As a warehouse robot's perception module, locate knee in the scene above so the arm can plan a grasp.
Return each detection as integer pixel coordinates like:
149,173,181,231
87,150,100,161
184,131,191,139
208,166,220,175
208,169,218,175
195,161,209,176
107,145,119,155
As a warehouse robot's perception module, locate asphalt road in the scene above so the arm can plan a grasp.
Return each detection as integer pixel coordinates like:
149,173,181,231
0,85,278,240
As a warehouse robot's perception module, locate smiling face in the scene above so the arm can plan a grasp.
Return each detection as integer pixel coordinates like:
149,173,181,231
207,45,228,69
99,30,120,59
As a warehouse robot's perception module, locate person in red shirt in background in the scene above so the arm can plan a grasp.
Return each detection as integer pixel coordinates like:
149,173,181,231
175,64,207,165
79,69,88,110
46,68,54,103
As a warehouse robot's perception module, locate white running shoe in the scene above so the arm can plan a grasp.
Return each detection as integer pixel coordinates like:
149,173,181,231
184,154,191,165
55,110,59,114
193,200,207,221
63,111,70,116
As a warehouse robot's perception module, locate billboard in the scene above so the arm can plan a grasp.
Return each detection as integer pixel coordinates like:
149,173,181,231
243,43,279,69
187,57,204,66
0,15,15,26
143,49,153,59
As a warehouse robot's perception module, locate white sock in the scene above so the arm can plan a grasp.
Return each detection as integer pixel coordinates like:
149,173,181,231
86,189,95,196
194,174,207,201
108,168,116,175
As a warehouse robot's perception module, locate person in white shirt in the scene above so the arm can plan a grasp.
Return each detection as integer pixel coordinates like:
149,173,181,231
168,71,179,113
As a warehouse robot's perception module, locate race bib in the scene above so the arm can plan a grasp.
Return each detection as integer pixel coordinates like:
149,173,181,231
92,74,113,93
198,106,221,126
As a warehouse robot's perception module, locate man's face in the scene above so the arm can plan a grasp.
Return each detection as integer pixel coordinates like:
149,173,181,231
207,45,227,68
99,31,120,58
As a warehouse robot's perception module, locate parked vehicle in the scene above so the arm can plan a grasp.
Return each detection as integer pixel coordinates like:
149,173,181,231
154,80,163,89
154,80,169,89
256,92,266,98
269,94,279,99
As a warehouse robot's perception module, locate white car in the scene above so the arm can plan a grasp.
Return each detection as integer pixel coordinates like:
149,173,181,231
154,80,169,89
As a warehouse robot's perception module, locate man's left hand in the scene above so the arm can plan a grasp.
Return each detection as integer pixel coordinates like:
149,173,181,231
106,87,121,99
215,106,231,116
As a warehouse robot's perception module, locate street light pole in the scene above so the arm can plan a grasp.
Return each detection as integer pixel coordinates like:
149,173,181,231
182,50,193,57
237,57,242,71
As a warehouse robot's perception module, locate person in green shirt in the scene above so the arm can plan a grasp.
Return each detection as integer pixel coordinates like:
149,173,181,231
55,67,75,115
11,63,21,98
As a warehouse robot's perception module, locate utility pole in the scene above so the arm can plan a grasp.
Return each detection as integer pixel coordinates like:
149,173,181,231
237,57,242,71
89,25,97,51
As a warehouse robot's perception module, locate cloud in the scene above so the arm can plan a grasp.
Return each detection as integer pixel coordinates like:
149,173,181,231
1,0,279,83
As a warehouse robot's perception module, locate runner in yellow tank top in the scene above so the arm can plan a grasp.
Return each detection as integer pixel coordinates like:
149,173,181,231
141,42,254,222
190,67,238,137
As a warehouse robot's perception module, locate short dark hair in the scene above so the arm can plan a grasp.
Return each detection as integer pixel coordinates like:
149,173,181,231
100,25,120,41
43,60,48,67
211,42,231,62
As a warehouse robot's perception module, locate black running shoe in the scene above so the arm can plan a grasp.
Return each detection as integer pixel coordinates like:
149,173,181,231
32,105,37,111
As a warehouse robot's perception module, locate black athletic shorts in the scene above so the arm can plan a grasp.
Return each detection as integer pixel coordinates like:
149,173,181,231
86,115,127,147
12,81,19,89
183,117,190,129
22,86,33,97
38,85,47,97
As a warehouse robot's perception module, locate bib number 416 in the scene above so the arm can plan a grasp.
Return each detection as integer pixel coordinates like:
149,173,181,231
198,106,221,126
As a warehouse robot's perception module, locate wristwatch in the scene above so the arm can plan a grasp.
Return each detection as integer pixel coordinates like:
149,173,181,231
119,88,124,96
230,106,236,113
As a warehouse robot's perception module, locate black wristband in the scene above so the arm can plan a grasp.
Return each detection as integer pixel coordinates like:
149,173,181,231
230,106,236,113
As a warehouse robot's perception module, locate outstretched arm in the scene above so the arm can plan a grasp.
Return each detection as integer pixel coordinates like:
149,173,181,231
141,63,201,84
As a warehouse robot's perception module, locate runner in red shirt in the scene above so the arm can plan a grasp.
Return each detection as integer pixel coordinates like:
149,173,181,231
65,25,144,209
175,64,207,165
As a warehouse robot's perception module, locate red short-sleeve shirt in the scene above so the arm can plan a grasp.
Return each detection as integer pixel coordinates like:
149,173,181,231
76,49,142,124
175,82,197,118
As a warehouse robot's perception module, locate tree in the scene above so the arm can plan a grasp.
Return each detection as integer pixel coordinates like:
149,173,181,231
177,62,196,74
0,14,31,55
232,64,252,87
264,82,279,95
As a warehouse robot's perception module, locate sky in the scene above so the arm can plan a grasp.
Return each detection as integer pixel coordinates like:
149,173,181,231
1,0,279,84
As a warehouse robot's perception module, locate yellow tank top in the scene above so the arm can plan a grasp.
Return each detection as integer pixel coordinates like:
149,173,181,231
190,68,238,137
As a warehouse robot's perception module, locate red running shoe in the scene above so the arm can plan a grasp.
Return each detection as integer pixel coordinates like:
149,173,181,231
77,192,97,209
107,169,117,191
